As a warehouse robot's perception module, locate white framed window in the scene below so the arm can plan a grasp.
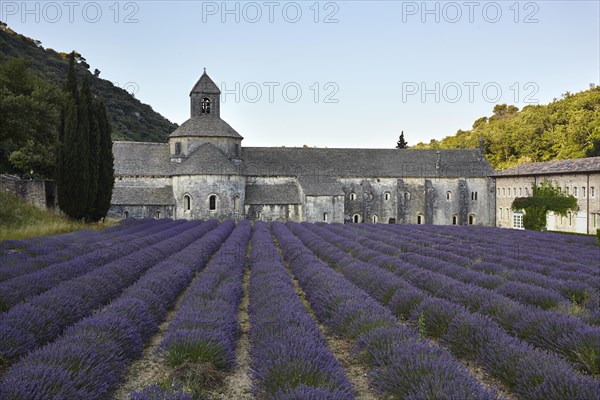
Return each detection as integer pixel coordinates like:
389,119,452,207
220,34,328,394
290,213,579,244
353,214,361,223
417,214,423,224
452,215,458,225
513,212,524,229
446,191,452,201
372,215,378,223
323,212,328,222
233,194,240,211
349,192,356,201
184,194,191,211
468,214,476,225
384,192,391,201
256,210,262,220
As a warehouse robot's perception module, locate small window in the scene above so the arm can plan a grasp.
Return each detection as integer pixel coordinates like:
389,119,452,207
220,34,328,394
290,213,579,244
209,194,217,211
468,214,475,225
233,194,240,211
235,143,240,157
155,210,161,219
256,210,262,220
452,215,458,225
405,192,411,201
323,212,328,222
594,213,597,228
566,187,570,195
582,187,586,198
353,214,360,223
202,97,211,114
519,188,522,196
175,142,181,155
497,188,500,196
446,191,452,201
568,211,572,226
286,209,291,219
349,192,356,201
184,194,191,211
123,211,129,218
574,187,578,197
372,215,378,223
384,192,391,201
513,212,524,229
525,187,529,196
502,188,505,196
513,188,516,196
475,192,478,201
417,214,423,225
499,207,503,220
591,187,596,198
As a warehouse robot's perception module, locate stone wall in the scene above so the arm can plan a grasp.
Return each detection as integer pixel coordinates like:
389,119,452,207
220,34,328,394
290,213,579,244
0,175,56,210
108,205,174,219
304,195,345,223
172,174,246,220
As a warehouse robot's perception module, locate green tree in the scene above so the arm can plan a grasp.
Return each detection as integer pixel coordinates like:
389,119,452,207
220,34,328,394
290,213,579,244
93,99,114,221
0,58,62,176
511,180,578,231
396,131,408,149
57,52,90,220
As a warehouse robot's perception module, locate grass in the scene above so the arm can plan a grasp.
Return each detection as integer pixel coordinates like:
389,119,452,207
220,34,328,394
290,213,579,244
0,191,119,241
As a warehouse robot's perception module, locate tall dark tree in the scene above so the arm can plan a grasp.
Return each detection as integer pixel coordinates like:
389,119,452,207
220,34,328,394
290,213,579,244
93,99,114,221
81,76,100,218
396,131,408,149
57,52,89,220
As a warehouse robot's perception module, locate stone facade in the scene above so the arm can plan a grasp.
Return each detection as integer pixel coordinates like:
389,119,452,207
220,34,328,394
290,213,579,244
108,71,498,226
495,159,600,234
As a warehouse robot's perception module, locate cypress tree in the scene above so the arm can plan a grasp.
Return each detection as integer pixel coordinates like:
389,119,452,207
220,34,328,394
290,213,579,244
94,99,114,221
82,76,100,220
57,52,89,220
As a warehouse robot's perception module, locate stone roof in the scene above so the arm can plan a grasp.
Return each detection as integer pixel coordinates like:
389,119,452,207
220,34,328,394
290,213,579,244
113,142,172,176
168,116,243,139
173,143,242,176
111,186,174,205
495,157,600,177
245,183,301,205
190,71,220,95
299,176,344,196
242,148,493,178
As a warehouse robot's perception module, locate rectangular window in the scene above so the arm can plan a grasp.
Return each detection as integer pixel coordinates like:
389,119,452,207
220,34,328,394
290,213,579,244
519,188,522,196
574,187,578,197
566,187,570,195
513,213,524,229
499,207,503,219
502,188,506,196
583,186,586,198
592,187,596,198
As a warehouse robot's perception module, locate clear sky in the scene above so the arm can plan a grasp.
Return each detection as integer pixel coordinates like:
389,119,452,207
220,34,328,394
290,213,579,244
2,1,599,148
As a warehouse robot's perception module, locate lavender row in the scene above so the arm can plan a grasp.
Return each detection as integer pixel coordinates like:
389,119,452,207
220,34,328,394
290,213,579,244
0,218,151,268
0,218,174,282
247,222,354,399
353,223,600,322
401,224,600,290
289,222,600,399
337,223,580,311
272,222,497,400
160,220,251,372
0,220,217,364
308,222,600,376
0,220,190,310
375,223,600,278
0,220,235,400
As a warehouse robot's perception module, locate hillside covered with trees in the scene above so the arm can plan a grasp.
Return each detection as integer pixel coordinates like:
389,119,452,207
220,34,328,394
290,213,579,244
0,22,177,179
414,86,600,170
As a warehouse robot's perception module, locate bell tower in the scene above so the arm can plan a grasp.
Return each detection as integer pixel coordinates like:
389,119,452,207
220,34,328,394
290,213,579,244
190,68,220,118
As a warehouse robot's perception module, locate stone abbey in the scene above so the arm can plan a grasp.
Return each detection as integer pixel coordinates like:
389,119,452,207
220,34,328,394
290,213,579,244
109,71,600,233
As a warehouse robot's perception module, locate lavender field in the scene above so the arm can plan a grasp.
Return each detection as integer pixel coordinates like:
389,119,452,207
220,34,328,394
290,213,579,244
0,219,599,399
